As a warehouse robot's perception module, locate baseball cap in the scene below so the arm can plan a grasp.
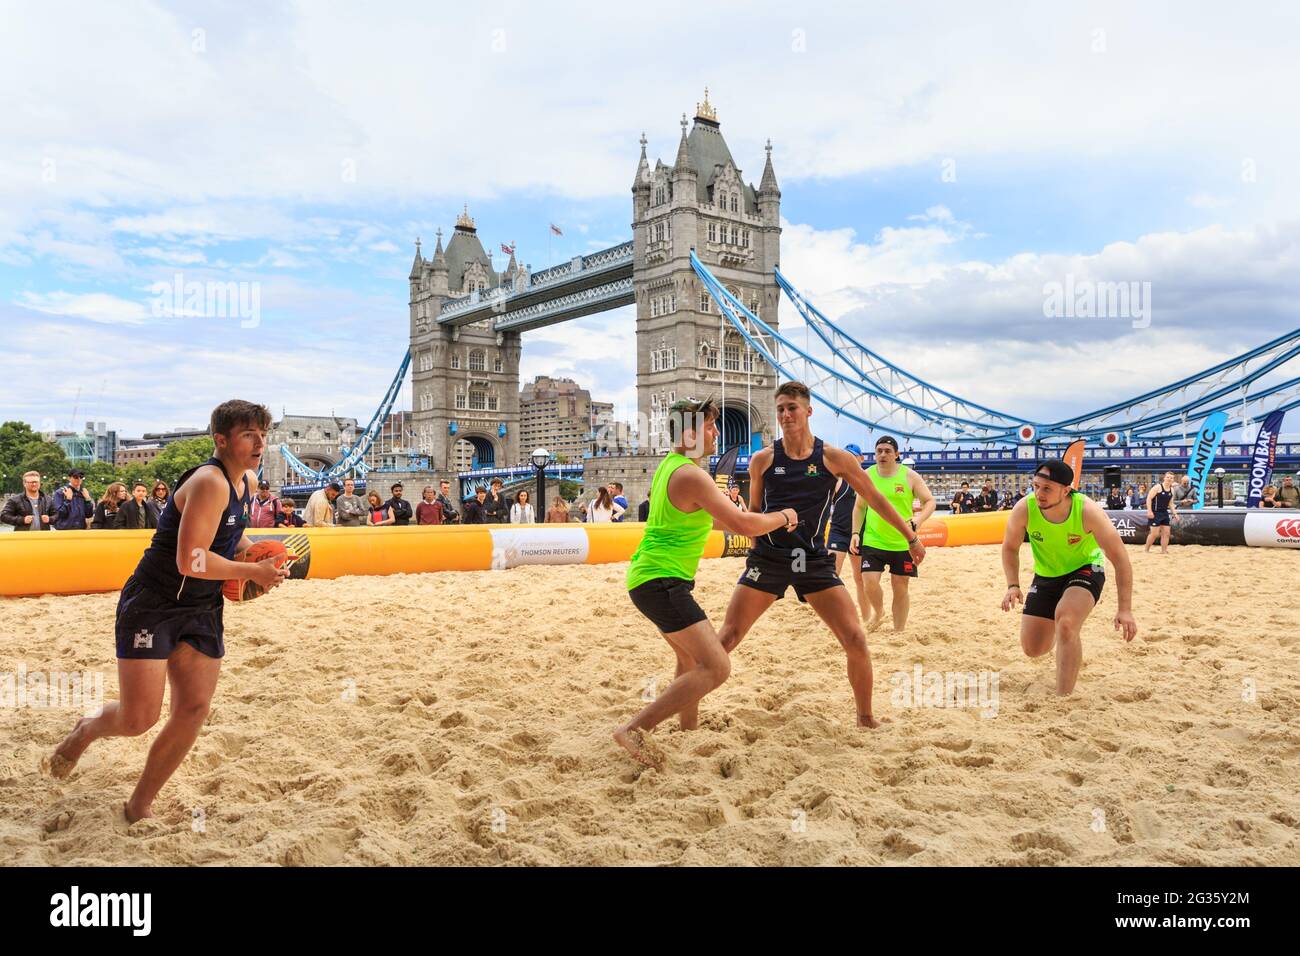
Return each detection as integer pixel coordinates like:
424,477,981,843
874,436,899,452
258,479,270,489
68,468,85,478
843,443,863,457
1034,459,1076,488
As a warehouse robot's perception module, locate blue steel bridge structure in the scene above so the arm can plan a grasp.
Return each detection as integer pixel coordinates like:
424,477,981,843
278,239,1300,489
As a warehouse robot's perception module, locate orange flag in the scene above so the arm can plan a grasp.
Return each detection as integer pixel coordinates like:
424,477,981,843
1062,439,1085,489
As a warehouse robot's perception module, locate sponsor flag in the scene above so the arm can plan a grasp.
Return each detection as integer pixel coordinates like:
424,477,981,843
1246,410,1286,508
1062,439,1085,489
711,445,740,492
549,223,563,236
1187,410,1229,510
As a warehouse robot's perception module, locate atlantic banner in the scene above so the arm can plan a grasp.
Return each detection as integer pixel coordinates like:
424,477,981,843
1246,410,1286,508
1187,410,1229,510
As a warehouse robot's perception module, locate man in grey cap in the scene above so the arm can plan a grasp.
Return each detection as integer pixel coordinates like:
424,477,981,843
53,468,95,530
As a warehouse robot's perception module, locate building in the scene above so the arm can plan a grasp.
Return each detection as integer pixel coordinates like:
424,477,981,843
631,90,782,453
263,415,361,488
519,376,597,463
115,443,163,468
54,421,118,464
590,401,635,456
407,207,524,473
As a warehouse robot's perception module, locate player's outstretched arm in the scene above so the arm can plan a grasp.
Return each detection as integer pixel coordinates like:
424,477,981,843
669,462,794,538
1001,498,1029,611
1083,497,1137,641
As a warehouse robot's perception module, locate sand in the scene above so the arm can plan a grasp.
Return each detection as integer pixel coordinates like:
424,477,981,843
1,544,1297,866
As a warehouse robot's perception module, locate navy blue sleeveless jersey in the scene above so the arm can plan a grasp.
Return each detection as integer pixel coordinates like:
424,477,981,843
1151,487,1172,517
753,438,839,560
133,457,250,606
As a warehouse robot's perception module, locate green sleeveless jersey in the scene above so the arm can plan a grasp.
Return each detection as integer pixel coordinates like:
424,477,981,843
860,464,913,551
1026,493,1102,577
626,452,715,590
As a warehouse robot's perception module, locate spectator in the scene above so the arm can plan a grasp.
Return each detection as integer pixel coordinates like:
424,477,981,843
305,481,341,527
974,480,999,513
1105,486,1126,510
366,491,394,526
1172,474,1199,509
608,482,628,522
54,467,96,530
637,495,650,522
1130,483,1148,510
416,485,444,525
276,497,306,528
119,481,157,529
147,480,170,524
950,481,974,514
1278,476,1300,508
335,477,367,526
1000,490,1017,510
435,479,460,525
1260,484,1279,508
482,478,508,524
385,482,413,526
725,482,748,511
546,495,571,523
1012,486,1028,506
463,487,488,524
248,479,279,528
510,489,536,524
92,482,128,529
587,485,624,523
1,470,55,531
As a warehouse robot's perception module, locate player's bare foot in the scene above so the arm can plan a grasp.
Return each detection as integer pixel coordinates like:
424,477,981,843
49,717,94,779
857,713,882,728
613,727,662,769
863,610,883,633
123,798,153,824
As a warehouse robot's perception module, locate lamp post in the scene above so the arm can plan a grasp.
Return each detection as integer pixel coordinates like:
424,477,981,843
1214,466,1226,508
531,448,551,520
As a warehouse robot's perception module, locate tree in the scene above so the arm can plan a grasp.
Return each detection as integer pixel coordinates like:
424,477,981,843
17,441,72,493
150,437,215,488
558,479,582,501
0,421,46,493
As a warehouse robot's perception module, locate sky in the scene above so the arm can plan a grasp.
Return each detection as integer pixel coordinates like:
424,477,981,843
2,0,1299,446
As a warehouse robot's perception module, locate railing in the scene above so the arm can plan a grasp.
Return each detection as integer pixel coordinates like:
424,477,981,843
494,276,634,331
438,241,634,320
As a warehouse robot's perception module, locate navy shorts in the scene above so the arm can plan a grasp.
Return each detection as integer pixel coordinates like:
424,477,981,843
628,577,708,634
115,575,225,660
1023,565,1105,620
738,549,842,603
859,546,918,577
1151,513,1171,527
826,533,852,553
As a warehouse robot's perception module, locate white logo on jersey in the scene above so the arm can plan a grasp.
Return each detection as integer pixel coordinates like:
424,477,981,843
774,467,786,475
745,568,762,582
133,630,154,649
226,515,236,525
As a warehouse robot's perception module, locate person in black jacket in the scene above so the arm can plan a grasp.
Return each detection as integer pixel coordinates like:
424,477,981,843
1,470,56,531
434,479,460,525
974,480,999,513
146,480,169,524
637,495,650,522
92,482,128,529
1105,486,1126,510
463,487,488,524
482,478,508,523
950,481,975,514
119,482,158,530
385,482,414,526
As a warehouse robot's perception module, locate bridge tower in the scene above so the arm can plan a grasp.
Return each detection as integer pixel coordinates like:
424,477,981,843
408,207,523,473
632,90,782,454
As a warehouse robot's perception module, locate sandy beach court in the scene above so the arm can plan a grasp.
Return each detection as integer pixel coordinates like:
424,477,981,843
2,544,1297,866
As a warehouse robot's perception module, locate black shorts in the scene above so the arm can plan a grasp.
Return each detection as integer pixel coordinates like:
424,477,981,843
1023,564,1106,620
859,546,918,577
1151,513,1171,527
826,532,852,553
738,549,842,603
628,577,708,634
115,575,225,660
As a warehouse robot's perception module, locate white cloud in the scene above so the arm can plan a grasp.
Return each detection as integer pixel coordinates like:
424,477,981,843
16,291,150,325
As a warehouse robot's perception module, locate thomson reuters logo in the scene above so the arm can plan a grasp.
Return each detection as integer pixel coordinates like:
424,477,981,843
1276,519,1300,539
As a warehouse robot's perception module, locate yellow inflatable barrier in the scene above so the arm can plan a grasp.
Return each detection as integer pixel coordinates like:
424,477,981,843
0,511,1012,599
